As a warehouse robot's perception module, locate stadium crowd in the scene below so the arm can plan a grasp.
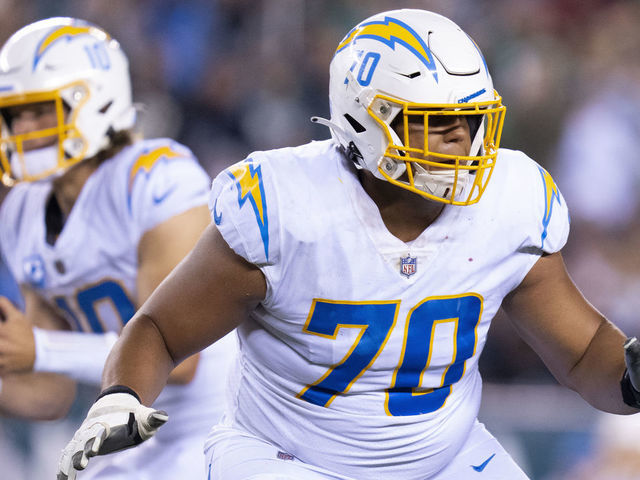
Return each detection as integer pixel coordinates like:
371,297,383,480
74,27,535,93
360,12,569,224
1,0,639,478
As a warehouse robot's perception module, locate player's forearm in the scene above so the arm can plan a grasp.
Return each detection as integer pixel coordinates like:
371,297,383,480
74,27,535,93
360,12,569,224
102,313,175,405
0,372,76,420
565,319,636,414
166,353,199,385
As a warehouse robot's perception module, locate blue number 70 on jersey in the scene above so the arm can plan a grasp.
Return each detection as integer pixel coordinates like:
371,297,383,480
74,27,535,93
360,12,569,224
297,293,482,416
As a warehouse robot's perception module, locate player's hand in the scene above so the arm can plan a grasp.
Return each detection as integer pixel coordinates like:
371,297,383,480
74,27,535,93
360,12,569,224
624,337,640,391
0,296,36,375
57,390,168,480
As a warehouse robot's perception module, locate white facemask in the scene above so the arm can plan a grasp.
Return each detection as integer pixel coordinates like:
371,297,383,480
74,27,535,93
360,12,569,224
10,145,62,182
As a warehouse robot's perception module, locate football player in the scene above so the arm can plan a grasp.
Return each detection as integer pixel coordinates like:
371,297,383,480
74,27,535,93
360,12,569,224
59,9,640,480
0,18,237,479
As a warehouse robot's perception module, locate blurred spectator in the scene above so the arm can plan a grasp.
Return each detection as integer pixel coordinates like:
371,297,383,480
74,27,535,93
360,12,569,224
554,1,640,338
549,412,640,479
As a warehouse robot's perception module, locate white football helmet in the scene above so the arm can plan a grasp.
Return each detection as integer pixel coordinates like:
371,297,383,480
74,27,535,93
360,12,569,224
314,9,506,205
0,17,136,185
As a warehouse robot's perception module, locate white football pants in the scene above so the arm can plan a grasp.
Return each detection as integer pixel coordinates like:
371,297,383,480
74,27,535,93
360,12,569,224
204,420,530,480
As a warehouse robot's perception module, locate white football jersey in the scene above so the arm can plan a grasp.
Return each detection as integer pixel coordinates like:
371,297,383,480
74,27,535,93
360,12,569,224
210,139,569,479
0,138,237,441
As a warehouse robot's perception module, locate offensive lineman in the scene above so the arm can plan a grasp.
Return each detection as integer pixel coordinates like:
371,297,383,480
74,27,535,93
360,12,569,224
59,9,640,480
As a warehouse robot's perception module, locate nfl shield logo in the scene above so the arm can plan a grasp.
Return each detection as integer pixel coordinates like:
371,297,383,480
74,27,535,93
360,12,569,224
400,254,417,278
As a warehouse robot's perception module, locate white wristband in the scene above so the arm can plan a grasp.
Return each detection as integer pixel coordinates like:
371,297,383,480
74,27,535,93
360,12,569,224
32,327,119,385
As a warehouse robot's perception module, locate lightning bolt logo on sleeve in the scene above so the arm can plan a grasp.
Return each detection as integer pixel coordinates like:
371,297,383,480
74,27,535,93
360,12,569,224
127,145,187,210
128,146,186,191
335,16,438,82
538,166,562,249
227,161,270,261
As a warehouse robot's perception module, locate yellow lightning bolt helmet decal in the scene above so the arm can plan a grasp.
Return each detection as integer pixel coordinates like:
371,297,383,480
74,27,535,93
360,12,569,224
227,160,270,260
335,16,438,82
34,24,109,70
538,166,562,249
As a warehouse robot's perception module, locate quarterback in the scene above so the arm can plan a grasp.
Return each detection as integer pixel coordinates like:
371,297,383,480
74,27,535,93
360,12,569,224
0,18,237,479
59,9,640,480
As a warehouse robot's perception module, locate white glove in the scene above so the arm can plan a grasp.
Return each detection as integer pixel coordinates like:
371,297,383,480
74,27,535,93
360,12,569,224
57,389,168,480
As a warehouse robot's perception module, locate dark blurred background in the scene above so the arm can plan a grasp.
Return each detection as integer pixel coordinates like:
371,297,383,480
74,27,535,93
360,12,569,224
2,1,640,478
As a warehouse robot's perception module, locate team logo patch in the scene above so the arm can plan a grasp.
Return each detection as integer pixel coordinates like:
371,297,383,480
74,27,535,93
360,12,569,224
212,196,223,225
538,165,562,249
227,159,269,261
128,145,186,193
471,453,496,472
22,254,46,288
400,254,417,277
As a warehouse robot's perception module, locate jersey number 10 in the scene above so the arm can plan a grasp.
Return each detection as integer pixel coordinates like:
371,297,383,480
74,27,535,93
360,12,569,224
55,280,136,333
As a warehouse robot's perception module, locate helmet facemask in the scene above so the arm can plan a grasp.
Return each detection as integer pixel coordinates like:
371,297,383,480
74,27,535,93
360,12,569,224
0,81,90,185
369,93,505,205
0,17,136,187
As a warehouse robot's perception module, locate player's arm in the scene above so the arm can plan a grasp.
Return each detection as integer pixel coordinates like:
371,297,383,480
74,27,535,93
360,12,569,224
0,290,77,419
0,286,129,388
136,204,212,385
58,224,265,478
111,223,265,402
502,251,636,414
0,372,76,420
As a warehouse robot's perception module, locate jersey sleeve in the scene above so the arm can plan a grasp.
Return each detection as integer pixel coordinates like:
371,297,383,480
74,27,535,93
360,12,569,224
127,140,211,241
519,158,571,255
209,154,280,267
